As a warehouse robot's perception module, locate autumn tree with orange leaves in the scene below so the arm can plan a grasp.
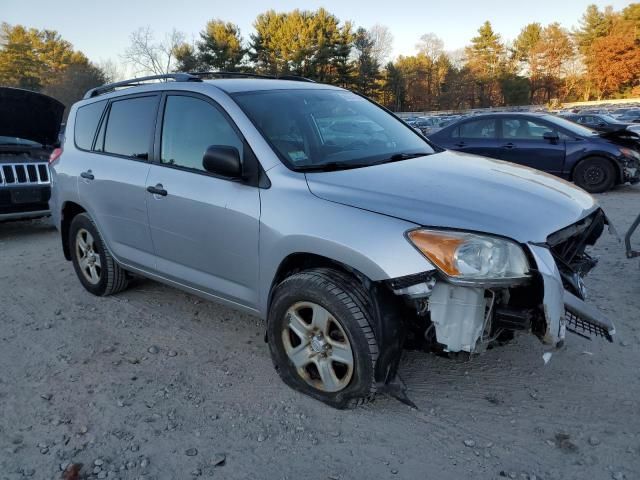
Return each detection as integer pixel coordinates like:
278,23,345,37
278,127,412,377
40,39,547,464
587,33,640,99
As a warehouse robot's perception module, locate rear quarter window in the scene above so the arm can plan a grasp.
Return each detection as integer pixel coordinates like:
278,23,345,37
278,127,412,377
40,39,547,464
74,100,106,150
100,96,158,158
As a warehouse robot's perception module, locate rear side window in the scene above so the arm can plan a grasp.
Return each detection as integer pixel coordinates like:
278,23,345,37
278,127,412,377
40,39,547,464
101,96,158,158
74,100,106,150
454,119,497,139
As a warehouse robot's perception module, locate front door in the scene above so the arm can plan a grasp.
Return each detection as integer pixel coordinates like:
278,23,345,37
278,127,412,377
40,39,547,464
145,93,260,309
498,117,566,175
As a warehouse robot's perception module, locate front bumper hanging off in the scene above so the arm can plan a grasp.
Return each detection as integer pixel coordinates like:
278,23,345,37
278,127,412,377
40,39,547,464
564,291,615,342
529,244,615,345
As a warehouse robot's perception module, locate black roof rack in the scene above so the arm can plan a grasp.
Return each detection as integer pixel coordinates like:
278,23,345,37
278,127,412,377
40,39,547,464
189,71,274,80
189,71,315,83
83,73,202,99
83,71,316,100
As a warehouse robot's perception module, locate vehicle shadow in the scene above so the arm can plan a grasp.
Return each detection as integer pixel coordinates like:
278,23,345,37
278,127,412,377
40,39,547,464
0,217,56,239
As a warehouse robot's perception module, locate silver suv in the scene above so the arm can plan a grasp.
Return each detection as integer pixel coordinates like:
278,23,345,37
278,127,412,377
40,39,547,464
51,73,615,408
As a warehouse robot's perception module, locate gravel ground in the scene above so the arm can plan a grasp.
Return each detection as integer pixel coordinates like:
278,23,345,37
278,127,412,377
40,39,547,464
1,185,639,480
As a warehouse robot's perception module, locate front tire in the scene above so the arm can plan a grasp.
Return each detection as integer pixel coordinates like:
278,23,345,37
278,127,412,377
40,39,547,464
267,268,379,408
69,213,128,296
574,157,616,193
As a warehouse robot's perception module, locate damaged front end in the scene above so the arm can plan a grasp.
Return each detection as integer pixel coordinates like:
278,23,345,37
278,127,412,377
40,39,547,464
388,211,616,355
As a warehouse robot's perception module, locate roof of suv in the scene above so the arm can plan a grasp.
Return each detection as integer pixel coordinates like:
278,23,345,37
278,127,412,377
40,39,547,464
81,75,341,103
203,78,339,93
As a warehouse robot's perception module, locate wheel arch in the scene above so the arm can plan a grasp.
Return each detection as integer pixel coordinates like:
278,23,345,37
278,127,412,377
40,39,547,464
60,201,87,260
570,154,624,185
266,252,372,316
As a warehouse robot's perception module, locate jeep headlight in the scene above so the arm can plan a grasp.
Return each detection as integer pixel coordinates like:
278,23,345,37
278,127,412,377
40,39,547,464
407,229,529,283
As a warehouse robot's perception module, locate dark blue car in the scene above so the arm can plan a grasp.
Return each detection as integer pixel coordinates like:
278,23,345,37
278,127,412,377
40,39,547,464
427,112,640,193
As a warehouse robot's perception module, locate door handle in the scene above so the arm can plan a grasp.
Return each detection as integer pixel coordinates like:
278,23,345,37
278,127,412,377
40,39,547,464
501,143,516,149
454,141,466,147
80,170,94,180
147,184,167,197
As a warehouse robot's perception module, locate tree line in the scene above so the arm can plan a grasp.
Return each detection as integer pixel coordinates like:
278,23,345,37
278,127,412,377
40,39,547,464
1,3,638,114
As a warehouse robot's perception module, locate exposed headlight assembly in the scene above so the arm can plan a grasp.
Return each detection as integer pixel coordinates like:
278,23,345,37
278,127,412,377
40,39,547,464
407,229,530,285
620,147,640,162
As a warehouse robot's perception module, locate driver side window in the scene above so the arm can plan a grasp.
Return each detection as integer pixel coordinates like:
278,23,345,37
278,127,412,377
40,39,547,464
160,95,243,172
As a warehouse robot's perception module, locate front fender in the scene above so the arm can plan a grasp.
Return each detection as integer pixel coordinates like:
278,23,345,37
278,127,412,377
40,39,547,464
257,172,435,317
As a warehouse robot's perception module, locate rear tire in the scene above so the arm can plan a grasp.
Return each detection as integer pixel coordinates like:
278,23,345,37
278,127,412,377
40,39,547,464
267,268,380,409
574,157,616,193
69,213,128,296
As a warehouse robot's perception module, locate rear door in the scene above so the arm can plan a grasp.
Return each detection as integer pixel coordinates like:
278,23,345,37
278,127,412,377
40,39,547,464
76,94,158,270
498,116,566,175
145,93,260,309
447,118,501,159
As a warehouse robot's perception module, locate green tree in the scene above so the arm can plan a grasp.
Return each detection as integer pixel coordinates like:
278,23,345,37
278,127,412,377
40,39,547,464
0,23,97,93
331,23,353,87
174,42,201,72
513,23,542,65
464,21,507,106
352,27,379,96
250,9,349,81
197,20,245,71
573,4,616,54
499,74,530,105
382,61,405,110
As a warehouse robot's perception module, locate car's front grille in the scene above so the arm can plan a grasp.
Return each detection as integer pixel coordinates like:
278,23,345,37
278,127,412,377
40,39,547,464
0,163,50,186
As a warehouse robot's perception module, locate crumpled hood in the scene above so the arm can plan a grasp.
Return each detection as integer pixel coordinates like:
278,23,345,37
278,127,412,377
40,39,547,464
598,128,640,149
0,87,64,146
305,151,599,244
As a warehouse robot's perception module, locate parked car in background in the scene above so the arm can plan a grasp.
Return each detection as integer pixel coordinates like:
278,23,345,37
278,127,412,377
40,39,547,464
0,87,64,221
428,112,640,193
616,109,640,124
562,113,639,134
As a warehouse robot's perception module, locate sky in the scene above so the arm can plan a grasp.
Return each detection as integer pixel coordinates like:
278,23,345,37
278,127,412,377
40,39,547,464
3,0,635,66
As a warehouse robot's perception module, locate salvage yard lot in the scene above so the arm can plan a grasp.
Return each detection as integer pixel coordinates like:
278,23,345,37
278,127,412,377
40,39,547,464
1,186,639,480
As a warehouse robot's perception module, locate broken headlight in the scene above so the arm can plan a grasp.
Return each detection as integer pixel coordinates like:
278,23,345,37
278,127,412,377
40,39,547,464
407,229,529,284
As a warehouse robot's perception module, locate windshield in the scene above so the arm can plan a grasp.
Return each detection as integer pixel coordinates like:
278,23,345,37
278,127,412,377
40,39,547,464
0,135,42,147
598,114,619,123
232,89,434,170
543,115,598,136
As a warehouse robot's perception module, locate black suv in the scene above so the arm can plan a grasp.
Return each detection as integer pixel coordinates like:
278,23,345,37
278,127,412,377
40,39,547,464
0,88,63,221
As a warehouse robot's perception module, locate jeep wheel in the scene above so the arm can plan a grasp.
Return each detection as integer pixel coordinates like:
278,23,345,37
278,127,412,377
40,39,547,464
574,157,616,193
268,268,379,408
69,213,128,296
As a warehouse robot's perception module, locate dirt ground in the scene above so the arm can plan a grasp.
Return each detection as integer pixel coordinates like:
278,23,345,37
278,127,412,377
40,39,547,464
1,185,639,480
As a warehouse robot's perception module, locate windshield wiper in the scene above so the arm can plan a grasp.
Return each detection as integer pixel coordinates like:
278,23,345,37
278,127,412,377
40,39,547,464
372,152,432,165
297,152,432,172
297,161,374,172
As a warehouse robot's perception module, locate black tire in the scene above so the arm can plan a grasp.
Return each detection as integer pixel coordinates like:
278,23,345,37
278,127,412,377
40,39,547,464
267,268,380,408
69,213,128,296
574,157,616,193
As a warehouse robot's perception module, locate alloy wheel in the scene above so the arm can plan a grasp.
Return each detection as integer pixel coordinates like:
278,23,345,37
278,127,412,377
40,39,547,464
281,301,354,392
75,228,101,285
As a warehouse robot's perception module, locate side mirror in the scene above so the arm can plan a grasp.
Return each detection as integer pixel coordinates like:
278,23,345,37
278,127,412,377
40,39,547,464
543,131,559,142
202,145,242,178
